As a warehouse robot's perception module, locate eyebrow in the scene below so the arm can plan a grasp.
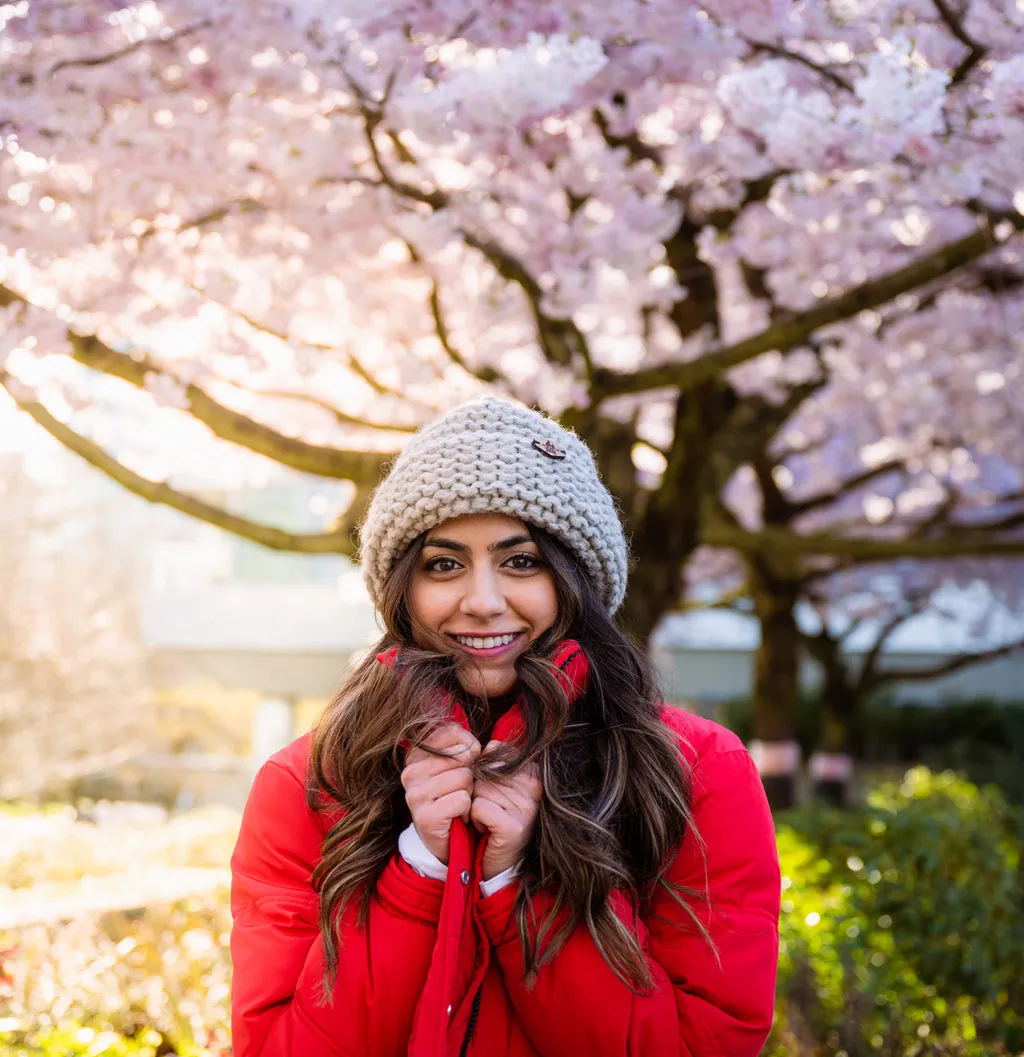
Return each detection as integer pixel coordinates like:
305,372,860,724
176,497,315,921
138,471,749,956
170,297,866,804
423,533,535,553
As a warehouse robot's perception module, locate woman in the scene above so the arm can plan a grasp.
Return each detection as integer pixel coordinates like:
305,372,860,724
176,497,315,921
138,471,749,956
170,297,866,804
230,397,781,1057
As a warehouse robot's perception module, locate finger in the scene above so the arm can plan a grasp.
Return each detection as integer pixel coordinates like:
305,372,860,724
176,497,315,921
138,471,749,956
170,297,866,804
496,780,540,816
479,740,535,770
402,749,476,788
470,793,507,834
478,739,510,766
474,794,534,853
475,761,541,803
519,768,543,801
486,783,540,825
508,757,541,793
406,728,481,769
425,788,473,825
410,741,479,772
402,756,445,788
425,724,481,754
405,765,473,805
401,748,477,782
480,760,543,811
472,780,518,813
426,766,475,802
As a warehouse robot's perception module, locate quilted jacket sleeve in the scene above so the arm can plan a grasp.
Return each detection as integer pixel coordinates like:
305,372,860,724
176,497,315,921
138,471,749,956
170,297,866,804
476,746,781,1057
229,757,443,1057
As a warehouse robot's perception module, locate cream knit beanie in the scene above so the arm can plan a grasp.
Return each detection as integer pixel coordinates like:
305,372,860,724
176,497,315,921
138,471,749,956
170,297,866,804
359,398,629,613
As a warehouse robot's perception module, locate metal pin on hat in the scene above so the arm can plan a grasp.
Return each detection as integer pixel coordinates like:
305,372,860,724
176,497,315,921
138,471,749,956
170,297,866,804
532,438,566,460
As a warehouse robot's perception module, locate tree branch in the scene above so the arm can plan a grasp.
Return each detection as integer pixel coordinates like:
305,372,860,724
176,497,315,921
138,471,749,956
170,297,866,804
658,172,788,346
0,371,363,556
854,594,930,697
790,458,909,517
235,385,422,434
931,0,987,84
344,89,598,385
680,584,752,613
872,636,1024,687
138,198,264,246
661,217,722,342
187,283,425,405
0,283,395,482
752,449,792,523
695,170,791,233
400,238,508,386
73,332,392,480
592,106,663,166
460,232,596,380
349,78,449,210
958,493,1024,533
743,37,854,92
51,19,212,76
706,372,827,498
703,519,1024,561
593,219,1022,398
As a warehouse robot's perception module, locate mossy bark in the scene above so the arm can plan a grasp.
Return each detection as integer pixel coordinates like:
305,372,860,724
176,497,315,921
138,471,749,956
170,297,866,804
749,561,802,810
807,635,861,807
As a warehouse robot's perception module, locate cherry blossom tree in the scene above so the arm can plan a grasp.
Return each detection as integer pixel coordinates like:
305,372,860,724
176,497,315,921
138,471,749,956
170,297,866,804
3,2,1024,801
684,540,1024,807
801,560,1024,804
690,324,1024,807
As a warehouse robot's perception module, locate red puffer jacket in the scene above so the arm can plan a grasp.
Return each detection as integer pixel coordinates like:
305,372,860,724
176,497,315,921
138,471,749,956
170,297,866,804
230,686,781,1057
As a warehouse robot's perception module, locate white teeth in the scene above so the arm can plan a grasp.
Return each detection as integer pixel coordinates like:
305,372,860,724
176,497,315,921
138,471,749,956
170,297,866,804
455,633,517,650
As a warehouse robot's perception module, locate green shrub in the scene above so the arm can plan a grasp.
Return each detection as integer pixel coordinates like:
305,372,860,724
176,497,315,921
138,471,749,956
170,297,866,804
0,893,232,1057
0,1025,179,1057
3,780,1023,1057
859,698,1024,771
770,768,1024,1056
0,808,238,1057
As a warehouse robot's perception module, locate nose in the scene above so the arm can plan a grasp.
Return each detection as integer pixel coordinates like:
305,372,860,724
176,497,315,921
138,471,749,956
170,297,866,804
459,565,507,620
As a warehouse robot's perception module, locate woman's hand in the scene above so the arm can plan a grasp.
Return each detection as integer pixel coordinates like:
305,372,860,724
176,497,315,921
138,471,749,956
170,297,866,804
471,741,543,881
401,724,481,865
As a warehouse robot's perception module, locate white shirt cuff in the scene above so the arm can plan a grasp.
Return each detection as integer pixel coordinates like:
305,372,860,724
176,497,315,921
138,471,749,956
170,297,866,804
398,823,520,895
398,823,448,881
479,863,519,897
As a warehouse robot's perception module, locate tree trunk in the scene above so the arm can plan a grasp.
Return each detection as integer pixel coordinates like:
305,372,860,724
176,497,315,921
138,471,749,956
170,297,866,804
808,641,861,808
803,625,866,807
620,519,699,642
607,382,738,642
749,564,802,811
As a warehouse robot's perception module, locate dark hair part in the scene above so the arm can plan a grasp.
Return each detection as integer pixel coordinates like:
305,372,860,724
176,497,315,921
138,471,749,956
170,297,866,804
307,526,713,999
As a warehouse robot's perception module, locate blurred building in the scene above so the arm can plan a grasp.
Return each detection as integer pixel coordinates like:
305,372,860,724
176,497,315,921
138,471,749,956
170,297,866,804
651,606,1024,707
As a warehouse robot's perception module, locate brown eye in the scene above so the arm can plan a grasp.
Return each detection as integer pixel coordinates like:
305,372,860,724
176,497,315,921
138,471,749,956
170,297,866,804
424,556,461,573
504,553,542,571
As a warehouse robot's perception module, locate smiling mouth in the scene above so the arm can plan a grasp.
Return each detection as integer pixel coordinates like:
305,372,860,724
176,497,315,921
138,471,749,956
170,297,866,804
448,632,524,652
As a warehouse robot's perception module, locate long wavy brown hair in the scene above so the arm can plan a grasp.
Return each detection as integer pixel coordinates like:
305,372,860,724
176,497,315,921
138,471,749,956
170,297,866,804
307,526,713,997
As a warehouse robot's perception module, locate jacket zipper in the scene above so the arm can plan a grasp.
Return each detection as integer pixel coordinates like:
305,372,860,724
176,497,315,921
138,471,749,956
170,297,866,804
457,988,483,1057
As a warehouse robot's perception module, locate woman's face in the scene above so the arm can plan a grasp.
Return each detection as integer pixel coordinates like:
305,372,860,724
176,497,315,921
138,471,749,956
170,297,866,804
407,513,559,698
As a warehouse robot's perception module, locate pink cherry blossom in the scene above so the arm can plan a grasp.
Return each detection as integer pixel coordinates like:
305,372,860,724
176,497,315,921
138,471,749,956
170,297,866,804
0,0,1021,620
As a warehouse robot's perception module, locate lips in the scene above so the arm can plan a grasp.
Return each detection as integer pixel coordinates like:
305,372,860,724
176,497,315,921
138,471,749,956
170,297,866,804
447,631,524,656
